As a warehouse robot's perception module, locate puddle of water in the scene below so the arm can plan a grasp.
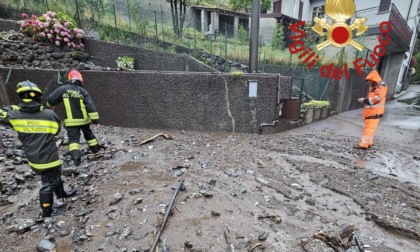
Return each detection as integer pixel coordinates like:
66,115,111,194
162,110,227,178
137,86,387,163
354,158,366,168
120,161,148,172
187,215,212,227
56,243,73,252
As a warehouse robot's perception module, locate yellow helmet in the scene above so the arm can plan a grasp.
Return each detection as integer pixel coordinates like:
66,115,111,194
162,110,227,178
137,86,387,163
16,80,43,102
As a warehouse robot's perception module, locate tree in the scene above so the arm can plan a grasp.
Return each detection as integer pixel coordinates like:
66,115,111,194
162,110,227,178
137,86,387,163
166,0,189,38
271,20,284,50
227,0,272,13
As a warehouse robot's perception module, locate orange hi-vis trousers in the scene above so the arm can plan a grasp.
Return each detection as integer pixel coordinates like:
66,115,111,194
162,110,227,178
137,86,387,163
358,118,380,148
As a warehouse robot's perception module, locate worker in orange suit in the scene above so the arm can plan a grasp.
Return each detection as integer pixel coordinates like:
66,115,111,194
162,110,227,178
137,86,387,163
355,70,387,150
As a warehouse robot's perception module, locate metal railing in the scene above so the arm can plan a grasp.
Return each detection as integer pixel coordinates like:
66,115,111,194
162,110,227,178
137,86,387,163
354,4,412,47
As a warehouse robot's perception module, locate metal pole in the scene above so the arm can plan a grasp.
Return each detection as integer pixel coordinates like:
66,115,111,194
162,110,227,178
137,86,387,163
210,38,213,68
154,11,158,49
161,6,164,41
225,23,228,72
249,0,261,73
149,179,185,252
194,29,197,51
127,0,131,31
299,77,304,115
112,4,118,41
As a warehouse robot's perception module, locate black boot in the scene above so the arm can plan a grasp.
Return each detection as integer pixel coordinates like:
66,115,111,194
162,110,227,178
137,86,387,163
64,188,77,197
40,191,54,218
89,144,100,154
70,149,82,166
55,178,77,198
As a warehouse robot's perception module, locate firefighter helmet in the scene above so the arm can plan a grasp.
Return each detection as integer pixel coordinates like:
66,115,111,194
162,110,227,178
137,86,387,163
16,80,43,102
68,70,83,84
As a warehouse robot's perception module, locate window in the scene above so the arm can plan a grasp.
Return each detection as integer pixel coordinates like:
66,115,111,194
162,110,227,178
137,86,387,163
273,0,282,13
312,5,325,20
379,0,391,12
298,1,304,20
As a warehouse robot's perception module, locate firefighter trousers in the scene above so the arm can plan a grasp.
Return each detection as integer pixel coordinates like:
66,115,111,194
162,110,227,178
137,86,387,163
34,166,65,217
66,124,100,165
358,118,380,148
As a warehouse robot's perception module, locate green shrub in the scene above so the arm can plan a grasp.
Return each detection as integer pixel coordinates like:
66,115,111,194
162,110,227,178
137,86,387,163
116,56,135,70
301,100,330,110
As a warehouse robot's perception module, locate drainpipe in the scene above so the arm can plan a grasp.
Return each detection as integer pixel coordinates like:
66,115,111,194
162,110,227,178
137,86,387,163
406,0,414,21
402,13,420,90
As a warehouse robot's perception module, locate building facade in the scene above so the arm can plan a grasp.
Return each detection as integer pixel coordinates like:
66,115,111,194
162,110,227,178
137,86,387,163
264,0,420,97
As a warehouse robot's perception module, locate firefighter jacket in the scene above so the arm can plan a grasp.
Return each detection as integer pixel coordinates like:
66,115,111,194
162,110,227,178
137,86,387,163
47,83,99,127
362,70,387,120
0,101,62,170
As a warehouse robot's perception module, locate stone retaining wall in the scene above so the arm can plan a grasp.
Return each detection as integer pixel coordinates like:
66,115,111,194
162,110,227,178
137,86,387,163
0,68,290,134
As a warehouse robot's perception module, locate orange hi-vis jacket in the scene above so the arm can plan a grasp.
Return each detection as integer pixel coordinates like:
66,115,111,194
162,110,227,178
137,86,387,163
362,70,387,120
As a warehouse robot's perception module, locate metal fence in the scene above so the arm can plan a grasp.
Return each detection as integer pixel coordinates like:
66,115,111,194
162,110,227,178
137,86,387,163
2,0,370,73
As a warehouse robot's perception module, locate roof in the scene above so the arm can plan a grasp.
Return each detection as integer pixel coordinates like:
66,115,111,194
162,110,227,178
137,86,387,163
191,5,249,19
260,13,300,24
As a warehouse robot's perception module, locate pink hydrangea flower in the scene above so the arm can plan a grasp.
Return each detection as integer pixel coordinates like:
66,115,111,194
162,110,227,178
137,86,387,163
55,41,60,46
22,13,28,19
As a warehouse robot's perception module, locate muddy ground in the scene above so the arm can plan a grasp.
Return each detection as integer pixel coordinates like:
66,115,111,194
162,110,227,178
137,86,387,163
0,92,419,252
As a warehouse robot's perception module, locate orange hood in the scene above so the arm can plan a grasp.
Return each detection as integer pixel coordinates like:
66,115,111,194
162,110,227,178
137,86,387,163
365,70,382,84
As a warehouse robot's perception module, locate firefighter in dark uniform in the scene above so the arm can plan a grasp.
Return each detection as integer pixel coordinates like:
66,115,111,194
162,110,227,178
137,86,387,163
47,70,100,166
0,81,76,217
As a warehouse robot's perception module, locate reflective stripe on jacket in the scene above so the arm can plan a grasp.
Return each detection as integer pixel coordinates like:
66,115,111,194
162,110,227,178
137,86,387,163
0,102,62,170
362,70,387,119
362,82,387,119
47,83,99,127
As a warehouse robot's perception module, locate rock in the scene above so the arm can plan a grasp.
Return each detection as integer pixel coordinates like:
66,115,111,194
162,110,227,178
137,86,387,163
133,198,143,205
16,219,35,234
224,168,238,177
37,240,56,252
15,174,25,182
184,241,193,249
118,225,132,240
258,231,269,241
128,189,144,195
7,196,18,203
305,198,316,206
302,238,335,252
62,166,79,176
40,60,51,68
109,193,123,205
291,183,303,190
98,237,113,251
15,166,27,174
59,229,70,237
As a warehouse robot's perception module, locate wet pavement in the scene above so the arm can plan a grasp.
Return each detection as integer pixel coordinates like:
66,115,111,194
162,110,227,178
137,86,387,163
382,84,420,130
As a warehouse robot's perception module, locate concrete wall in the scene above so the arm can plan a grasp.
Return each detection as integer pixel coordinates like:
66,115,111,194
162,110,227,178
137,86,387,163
260,18,277,45
0,68,291,134
382,53,406,99
84,39,214,72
